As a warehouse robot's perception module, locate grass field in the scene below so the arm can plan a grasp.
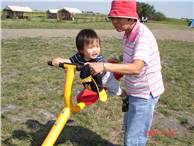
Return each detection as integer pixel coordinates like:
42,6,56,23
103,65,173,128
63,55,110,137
1,36,194,146
1,13,188,30
1,19,113,29
1,13,111,29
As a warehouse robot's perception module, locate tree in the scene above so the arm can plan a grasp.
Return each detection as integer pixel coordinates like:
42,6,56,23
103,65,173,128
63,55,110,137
152,12,166,21
137,2,155,19
137,2,166,21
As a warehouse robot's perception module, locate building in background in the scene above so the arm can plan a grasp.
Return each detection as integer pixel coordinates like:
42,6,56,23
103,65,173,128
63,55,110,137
2,5,32,19
57,7,82,20
46,9,59,19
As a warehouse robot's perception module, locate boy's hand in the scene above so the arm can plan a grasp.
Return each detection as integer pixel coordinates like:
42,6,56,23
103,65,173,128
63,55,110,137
52,58,70,67
52,58,61,67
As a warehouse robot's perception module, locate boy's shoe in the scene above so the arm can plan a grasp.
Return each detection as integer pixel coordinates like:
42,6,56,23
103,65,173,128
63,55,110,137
122,96,129,112
119,88,129,112
98,88,107,102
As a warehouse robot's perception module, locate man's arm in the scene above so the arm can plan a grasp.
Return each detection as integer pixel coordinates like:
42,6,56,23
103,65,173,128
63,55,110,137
86,59,145,75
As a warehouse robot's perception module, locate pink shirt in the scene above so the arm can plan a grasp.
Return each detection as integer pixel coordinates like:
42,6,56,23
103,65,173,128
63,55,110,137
123,21,164,99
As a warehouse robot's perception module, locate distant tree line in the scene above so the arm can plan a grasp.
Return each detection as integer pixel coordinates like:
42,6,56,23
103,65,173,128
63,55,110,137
137,2,166,21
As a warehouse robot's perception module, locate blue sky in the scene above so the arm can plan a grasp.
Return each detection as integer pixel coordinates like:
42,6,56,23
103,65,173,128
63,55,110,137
1,0,193,19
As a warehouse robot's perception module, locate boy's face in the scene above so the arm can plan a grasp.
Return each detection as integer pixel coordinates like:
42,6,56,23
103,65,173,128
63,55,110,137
81,39,101,61
110,17,135,32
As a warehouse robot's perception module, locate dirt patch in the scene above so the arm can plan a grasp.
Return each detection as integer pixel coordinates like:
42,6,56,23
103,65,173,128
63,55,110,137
2,28,193,42
1,104,55,123
153,110,194,138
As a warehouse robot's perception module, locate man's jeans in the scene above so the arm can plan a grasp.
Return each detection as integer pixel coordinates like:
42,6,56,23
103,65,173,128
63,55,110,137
124,94,159,146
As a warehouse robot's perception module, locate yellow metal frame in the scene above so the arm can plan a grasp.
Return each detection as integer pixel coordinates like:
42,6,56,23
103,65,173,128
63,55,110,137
42,63,86,146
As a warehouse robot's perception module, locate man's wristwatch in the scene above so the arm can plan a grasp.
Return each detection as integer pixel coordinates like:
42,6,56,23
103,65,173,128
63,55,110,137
103,62,107,72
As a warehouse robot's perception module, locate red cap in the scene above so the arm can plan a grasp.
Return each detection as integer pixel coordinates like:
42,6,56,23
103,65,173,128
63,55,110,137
108,0,138,19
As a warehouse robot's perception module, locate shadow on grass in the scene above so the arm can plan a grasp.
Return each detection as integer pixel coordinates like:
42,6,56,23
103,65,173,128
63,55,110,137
3,119,122,146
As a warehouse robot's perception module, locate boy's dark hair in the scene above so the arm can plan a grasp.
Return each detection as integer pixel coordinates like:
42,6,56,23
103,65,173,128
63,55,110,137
76,29,100,52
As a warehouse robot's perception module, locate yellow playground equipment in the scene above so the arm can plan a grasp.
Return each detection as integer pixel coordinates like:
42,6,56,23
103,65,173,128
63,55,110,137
42,61,107,146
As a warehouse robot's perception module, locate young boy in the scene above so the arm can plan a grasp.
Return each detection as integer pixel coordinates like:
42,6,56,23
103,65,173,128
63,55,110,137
52,29,125,104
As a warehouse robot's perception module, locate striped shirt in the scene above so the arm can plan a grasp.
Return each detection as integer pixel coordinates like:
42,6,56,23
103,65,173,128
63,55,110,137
123,21,164,99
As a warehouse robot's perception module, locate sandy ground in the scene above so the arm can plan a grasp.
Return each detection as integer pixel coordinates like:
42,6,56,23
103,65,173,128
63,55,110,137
2,28,194,42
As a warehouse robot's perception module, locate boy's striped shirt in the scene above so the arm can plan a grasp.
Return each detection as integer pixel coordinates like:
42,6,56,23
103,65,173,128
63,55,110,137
69,52,104,65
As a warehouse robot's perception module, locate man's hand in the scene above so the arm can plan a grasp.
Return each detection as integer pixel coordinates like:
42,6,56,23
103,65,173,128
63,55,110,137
85,62,104,75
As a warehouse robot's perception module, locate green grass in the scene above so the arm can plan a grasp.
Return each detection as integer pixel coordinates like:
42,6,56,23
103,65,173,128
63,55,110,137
1,37,194,146
1,19,113,29
1,14,189,29
1,19,188,30
1,13,111,29
159,40,194,112
150,18,188,25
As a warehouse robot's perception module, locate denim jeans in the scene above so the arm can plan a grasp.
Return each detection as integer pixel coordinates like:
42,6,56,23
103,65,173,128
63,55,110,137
124,93,159,146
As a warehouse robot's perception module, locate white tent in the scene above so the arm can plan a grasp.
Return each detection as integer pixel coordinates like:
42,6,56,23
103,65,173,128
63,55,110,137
4,5,32,12
58,7,82,20
2,5,32,19
61,7,82,14
47,9,59,14
46,9,59,19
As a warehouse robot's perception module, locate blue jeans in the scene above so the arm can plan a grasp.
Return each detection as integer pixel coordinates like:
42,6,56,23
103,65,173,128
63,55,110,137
124,93,159,146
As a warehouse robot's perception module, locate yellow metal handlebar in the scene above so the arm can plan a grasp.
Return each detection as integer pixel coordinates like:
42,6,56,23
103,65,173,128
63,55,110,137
42,61,108,146
42,63,85,146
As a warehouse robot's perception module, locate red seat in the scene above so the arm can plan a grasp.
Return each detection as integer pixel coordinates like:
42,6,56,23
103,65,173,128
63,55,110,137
76,89,99,106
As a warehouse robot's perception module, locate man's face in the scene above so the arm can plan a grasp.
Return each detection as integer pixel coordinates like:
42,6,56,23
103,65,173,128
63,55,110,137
110,18,135,32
